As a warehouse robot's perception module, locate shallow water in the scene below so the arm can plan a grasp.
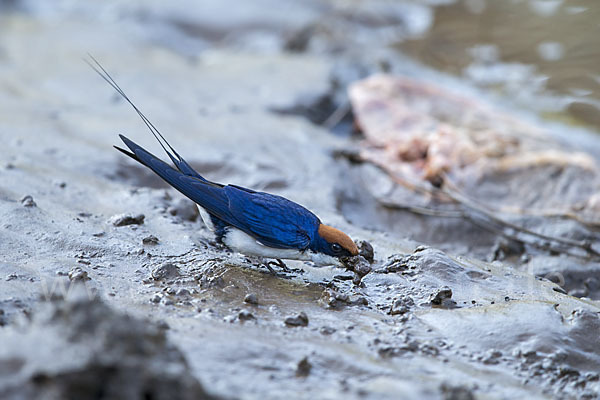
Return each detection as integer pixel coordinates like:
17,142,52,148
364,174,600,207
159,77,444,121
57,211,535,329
399,0,600,131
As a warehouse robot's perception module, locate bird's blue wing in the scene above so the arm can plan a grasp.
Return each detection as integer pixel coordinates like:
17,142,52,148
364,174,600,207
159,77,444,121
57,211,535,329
116,135,317,250
225,186,317,250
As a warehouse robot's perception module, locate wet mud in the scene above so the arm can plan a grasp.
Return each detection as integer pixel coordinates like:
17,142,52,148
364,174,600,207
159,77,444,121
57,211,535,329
1,1,599,400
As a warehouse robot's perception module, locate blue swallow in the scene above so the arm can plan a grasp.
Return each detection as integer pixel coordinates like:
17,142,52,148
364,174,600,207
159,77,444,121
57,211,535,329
88,57,358,267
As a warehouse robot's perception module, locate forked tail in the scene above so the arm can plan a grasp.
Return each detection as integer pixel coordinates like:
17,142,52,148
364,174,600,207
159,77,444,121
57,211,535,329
85,54,206,181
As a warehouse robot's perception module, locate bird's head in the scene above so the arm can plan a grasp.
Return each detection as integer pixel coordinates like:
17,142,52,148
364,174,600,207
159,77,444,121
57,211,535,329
309,223,359,267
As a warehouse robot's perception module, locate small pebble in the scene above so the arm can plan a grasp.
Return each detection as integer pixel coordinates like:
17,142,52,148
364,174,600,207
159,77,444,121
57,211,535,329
431,286,453,305
342,255,372,284
390,296,414,315
414,245,428,253
296,356,312,377
152,263,180,280
142,235,159,245
238,310,255,321
244,293,259,305
320,326,336,335
164,287,176,295
109,213,145,227
68,266,89,282
150,294,162,303
20,195,36,208
285,312,309,327
440,384,475,400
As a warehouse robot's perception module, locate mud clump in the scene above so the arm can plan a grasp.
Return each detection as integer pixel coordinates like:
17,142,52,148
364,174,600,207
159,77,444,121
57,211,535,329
357,240,374,263
379,253,419,275
320,289,368,309
284,312,309,327
0,293,219,400
341,240,375,284
343,255,372,285
109,213,145,227
142,235,160,245
295,357,312,377
237,310,255,322
243,293,259,305
430,286,453,306
152,263,180,280
319,326,336,335
389,296,414,315
20,195,36,208
68,266,90,282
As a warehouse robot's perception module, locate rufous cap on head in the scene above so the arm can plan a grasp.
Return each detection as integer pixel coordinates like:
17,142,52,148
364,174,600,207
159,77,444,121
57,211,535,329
318,224,359,256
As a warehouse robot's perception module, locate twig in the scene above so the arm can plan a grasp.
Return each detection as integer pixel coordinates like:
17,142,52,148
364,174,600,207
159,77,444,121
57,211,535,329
379,169,600,260
323,100,351,130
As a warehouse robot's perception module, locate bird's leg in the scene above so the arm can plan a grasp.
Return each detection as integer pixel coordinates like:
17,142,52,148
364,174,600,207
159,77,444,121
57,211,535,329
266,258,292,273
263,263,276,275
276,258,292,273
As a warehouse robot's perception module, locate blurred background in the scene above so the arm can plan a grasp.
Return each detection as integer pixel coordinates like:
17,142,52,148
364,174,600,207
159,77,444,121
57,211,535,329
3,0,598,131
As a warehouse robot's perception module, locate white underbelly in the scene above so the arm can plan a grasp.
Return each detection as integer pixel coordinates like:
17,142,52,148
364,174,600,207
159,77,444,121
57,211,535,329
197,205,215,231
201,212,342,266
222,227,311,261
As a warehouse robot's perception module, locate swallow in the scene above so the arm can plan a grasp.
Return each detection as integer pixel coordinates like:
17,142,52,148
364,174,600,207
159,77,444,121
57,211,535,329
87,57,359,267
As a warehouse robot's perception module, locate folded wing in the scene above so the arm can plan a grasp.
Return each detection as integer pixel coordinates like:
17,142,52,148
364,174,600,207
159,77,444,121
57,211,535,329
117,135,315,251
225,187,315,250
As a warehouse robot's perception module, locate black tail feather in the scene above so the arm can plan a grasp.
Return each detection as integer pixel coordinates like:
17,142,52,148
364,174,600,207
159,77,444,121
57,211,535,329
113,145,140,163
86,54,207,181
116,134,232,223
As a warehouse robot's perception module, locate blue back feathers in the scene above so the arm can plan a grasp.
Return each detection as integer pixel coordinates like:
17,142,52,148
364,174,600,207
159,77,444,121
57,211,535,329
117,135,321,251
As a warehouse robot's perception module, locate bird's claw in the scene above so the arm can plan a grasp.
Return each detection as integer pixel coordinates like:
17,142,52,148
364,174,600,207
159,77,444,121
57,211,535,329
263,263,277,275
267,259,292,273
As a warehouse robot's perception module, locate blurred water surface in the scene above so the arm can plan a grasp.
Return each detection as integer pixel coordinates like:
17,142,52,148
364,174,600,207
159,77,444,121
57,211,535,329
4,0,598,134
399,0,600,132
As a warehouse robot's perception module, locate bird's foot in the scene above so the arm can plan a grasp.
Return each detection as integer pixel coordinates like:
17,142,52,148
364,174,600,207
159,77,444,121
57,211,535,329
267,259,292,273
263,263,277,275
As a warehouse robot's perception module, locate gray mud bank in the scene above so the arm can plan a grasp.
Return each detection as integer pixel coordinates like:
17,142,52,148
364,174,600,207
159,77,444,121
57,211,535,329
1,2,599,400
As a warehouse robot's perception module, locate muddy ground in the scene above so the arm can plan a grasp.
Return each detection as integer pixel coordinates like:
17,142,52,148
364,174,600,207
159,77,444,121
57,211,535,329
1,2,599,400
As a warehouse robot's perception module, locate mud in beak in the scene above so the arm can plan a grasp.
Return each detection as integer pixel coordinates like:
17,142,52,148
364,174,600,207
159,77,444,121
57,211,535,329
341,255,372,284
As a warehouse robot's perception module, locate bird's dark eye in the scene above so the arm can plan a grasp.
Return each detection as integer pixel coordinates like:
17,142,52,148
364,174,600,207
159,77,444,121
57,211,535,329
331,243,342,253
